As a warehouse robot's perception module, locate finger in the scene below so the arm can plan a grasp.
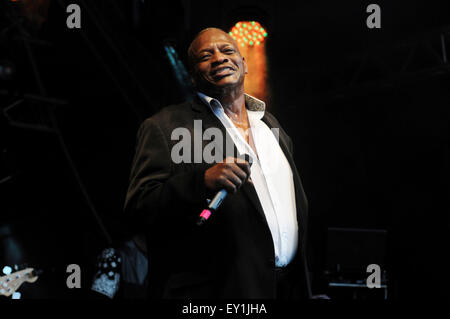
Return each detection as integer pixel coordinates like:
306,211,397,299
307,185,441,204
221,178,238,194
234,160,251,177
225,170,245,189
228,164,248,181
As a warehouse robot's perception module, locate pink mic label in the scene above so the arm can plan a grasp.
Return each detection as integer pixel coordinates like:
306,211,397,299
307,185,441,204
200,209,212,220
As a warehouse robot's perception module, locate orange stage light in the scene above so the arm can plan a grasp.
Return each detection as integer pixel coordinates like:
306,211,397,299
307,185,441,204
230,21,269,104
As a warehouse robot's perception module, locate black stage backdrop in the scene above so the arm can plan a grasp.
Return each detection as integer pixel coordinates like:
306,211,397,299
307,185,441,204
0,0,448,300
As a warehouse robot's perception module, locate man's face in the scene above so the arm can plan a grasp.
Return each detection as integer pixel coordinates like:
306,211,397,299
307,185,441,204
190,29,248,92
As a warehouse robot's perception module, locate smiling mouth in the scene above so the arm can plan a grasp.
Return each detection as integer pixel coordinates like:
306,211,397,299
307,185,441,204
211,67,234,77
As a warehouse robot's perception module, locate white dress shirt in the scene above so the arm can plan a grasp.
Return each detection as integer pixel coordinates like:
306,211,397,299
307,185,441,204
197,92,298,267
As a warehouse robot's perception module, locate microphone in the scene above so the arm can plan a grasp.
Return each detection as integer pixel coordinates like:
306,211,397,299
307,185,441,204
197,154,253,226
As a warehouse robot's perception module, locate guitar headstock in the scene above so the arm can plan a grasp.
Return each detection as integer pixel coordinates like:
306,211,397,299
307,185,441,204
0,268,38,297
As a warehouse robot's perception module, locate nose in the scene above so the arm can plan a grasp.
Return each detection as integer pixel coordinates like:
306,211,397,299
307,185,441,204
210,50,228,66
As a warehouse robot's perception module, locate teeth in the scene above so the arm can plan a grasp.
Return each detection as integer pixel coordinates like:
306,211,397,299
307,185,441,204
215,67,231,74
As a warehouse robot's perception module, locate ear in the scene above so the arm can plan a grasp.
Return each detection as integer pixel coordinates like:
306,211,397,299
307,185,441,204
242,56,248,74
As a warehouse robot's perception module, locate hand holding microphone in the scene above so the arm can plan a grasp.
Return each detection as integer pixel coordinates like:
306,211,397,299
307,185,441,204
197,155,253,226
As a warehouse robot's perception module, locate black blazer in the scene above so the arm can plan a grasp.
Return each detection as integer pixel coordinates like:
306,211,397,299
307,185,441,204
124,96,312,299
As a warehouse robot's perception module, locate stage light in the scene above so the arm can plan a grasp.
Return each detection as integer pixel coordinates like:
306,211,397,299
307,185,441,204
229,20,269,102
230,21,268,48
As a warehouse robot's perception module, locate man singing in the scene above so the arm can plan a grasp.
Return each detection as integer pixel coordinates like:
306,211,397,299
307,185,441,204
124,27,312,299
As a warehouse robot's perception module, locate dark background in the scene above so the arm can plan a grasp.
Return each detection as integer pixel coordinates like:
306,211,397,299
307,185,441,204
1,0,449,299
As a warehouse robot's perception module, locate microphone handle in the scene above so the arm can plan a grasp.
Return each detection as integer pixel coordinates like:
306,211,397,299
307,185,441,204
197,154,252,226
208,189,228,210
196,189,228,226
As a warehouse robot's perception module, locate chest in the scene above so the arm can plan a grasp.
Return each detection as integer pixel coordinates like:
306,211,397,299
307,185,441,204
230,119,258,158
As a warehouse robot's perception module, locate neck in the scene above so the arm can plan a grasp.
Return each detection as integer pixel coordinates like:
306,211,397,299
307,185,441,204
221,91,245,114
204,85,247,121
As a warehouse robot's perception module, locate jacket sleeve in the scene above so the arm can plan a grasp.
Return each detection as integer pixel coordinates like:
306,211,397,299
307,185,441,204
124,117,211,231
